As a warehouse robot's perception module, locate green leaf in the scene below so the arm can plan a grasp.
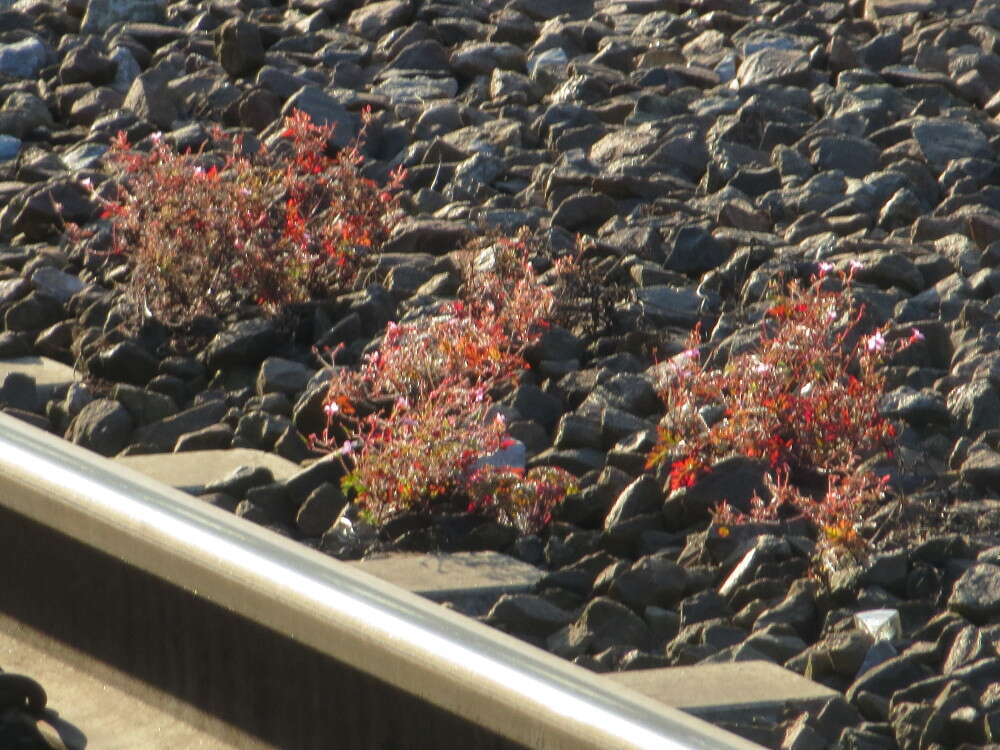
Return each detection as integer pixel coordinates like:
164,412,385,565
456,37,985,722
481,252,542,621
340,472,366,499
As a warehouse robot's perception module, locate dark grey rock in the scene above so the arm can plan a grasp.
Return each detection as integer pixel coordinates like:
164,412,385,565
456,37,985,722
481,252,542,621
663,456,771,531
512,0,592,20
509,384,563,432
960,446,1000,490
753,579,819,641
949,563,1000,623
580,374,659,418
67,399,134,456
679,589,731,629
812,136,880,180
390,40,451,74
4,292,63,332
257,357,313,397
132,400,229,452
123,69,181,130
608,552,687,611
737,48,812,88
557,466,630,527
175,423,234,452
111,384,176,427
551,191,616,231
204,465,274,499
215,18,265,77
0,372,37,413
81,0,164,33
947,378,1000,438
879,387,950,428
561,596,652,656
203,319,280,371
553,413,602,451
284,456,344,501
846,650,936,702
450,42,524,79
235,410,293,451
58,45,117,86
487,593,574,638
30,266,84,305
349,0,412,41
0,37,48,79
604,475,662,530
541,549,616,595
295,481,346,536
914,118,993,171
89,342,159,386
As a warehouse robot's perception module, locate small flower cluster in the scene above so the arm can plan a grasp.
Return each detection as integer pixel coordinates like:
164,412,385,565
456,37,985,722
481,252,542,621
81,109,405,327
648,263,918,547
315,235,579,534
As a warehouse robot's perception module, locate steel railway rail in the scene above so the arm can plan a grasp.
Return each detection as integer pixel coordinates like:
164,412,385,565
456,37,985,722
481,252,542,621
0,412,762,750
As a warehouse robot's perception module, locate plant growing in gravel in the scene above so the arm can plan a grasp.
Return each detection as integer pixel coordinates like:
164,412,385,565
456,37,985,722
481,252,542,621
455,228,609,338
647,263,921,545
315,231,583,534
325,380,576,534
80,108,405,327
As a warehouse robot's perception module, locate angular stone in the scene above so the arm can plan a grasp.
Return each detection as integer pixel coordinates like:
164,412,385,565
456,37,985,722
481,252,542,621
123,70,181,130
609,552,688,611
864,0,936,19
202,319,280,371
215,18,265,77
949,563,1000,623
348,0,412,41
131,401,228,452
295,482,347,537
81,0,164,33
562,596,653,654
257,357,313,397
0,37,48,80
67,399,134,457
914,119,992,171
30,267,84,305
486,593,574,638
737,48,812,88
665,226,731,275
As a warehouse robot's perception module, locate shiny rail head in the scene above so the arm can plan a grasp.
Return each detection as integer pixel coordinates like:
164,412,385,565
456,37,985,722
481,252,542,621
0,413,762,750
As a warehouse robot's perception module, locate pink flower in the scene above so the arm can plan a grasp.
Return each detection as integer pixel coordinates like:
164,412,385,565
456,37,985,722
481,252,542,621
324,402,339,417
339,440,354,456
849,260,864,272
866,331,885,352
909,328,925,344
818,261,834,276
681,348,700,360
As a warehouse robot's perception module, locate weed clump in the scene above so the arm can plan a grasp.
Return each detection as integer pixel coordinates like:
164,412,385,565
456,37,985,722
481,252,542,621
83,109,404,328
647,263,921,549
316,231,581,534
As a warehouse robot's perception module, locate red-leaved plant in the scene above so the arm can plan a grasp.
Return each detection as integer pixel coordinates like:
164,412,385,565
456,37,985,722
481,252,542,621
83,108,405,326
314,234,580,534
647,262,922,547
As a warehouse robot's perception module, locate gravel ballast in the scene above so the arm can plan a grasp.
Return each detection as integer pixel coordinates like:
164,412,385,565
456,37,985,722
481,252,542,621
7,0,1000,746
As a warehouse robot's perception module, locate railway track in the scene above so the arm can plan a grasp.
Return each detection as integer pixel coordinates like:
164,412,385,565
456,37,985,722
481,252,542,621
0,411,764,750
